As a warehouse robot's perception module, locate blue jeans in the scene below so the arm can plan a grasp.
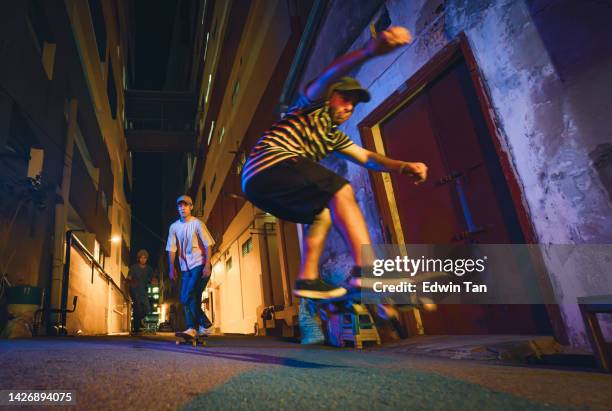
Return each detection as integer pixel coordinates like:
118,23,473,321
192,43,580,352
180,265,211,329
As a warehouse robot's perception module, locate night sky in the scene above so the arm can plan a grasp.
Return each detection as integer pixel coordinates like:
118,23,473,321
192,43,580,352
130,153,165,268
129,1,179,268
132,0,176,90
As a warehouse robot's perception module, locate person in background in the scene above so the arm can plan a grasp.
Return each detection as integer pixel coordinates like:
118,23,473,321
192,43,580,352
127,249,154,335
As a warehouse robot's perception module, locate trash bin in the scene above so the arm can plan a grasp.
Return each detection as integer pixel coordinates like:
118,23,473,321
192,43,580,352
1,286,42,338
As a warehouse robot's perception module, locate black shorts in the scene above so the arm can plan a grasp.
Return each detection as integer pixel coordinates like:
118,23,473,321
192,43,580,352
243,157,349,224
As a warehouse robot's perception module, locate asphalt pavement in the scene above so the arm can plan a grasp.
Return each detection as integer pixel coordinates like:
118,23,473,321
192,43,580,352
0,334,610,410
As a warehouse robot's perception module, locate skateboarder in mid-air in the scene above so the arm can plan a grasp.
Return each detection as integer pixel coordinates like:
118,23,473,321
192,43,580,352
241,26,428,301
166,195,214,339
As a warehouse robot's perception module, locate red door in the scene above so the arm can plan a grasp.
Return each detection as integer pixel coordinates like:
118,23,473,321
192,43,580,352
380,59,550,335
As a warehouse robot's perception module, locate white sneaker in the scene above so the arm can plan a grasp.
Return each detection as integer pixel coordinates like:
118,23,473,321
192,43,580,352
182,328,197,338
197,325,213,336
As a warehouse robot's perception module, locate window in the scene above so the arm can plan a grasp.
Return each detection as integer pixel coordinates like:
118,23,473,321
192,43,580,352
225,257,232,271
241,237,253,256
88,0,107,61
107,58,117,119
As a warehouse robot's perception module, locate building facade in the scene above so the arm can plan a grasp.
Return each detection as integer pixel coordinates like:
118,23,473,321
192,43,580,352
0,0,133,335
185,0,312,336
188,0,612,348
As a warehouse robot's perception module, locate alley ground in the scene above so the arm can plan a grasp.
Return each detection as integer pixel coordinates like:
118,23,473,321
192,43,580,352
1,334,611,410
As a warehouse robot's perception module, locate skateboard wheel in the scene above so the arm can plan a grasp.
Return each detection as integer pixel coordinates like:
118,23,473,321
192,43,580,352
175,341,179,345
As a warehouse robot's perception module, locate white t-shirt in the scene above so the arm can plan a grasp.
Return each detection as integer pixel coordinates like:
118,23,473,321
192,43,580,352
166,217,214,271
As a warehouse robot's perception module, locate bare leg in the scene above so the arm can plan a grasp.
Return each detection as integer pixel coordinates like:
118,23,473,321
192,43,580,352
298,208,332,280
329,184,371,281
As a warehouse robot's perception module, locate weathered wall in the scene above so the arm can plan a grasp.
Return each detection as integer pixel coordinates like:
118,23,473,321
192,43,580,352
301,0,612,347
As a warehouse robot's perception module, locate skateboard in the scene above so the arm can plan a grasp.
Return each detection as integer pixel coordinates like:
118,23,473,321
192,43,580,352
174,331,207,347
305,291,359,319
306,284,439,322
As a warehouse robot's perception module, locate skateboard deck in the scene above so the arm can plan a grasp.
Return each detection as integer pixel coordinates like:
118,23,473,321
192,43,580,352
174,331,207,347
305,290,361,318
305,287,432,318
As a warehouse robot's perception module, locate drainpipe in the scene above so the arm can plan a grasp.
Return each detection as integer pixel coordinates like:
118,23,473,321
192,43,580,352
48,98,78,335
59,229,83,334
279,0,327,107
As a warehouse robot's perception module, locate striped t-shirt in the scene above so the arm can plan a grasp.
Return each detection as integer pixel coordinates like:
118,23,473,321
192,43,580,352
241,95,354,189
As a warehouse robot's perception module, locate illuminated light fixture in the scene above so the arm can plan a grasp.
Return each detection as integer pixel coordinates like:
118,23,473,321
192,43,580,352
205,74,212,104
152,287,159,293
203,32,209,62
110,235,121,244
207,120,215,145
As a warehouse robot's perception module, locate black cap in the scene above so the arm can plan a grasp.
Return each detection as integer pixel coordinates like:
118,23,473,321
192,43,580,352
327,76,371,103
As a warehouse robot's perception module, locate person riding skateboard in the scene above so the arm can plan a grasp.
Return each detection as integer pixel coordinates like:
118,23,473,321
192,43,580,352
241,26,428,300
127,249,155,334
166,194,215,338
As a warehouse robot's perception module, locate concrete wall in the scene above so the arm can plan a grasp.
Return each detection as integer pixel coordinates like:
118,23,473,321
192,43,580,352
209,203,267,334
300,0,612,347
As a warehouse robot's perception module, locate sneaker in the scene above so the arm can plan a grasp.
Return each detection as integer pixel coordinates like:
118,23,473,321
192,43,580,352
299,298,325,345
197,325,213,336
292,279,347,299
181,328,197,338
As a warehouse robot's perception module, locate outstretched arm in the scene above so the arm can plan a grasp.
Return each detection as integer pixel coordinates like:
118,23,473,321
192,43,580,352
304,26,413,101
337,144,427,184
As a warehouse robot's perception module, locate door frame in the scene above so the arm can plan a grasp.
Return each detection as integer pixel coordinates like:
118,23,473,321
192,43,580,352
357,32,567,343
